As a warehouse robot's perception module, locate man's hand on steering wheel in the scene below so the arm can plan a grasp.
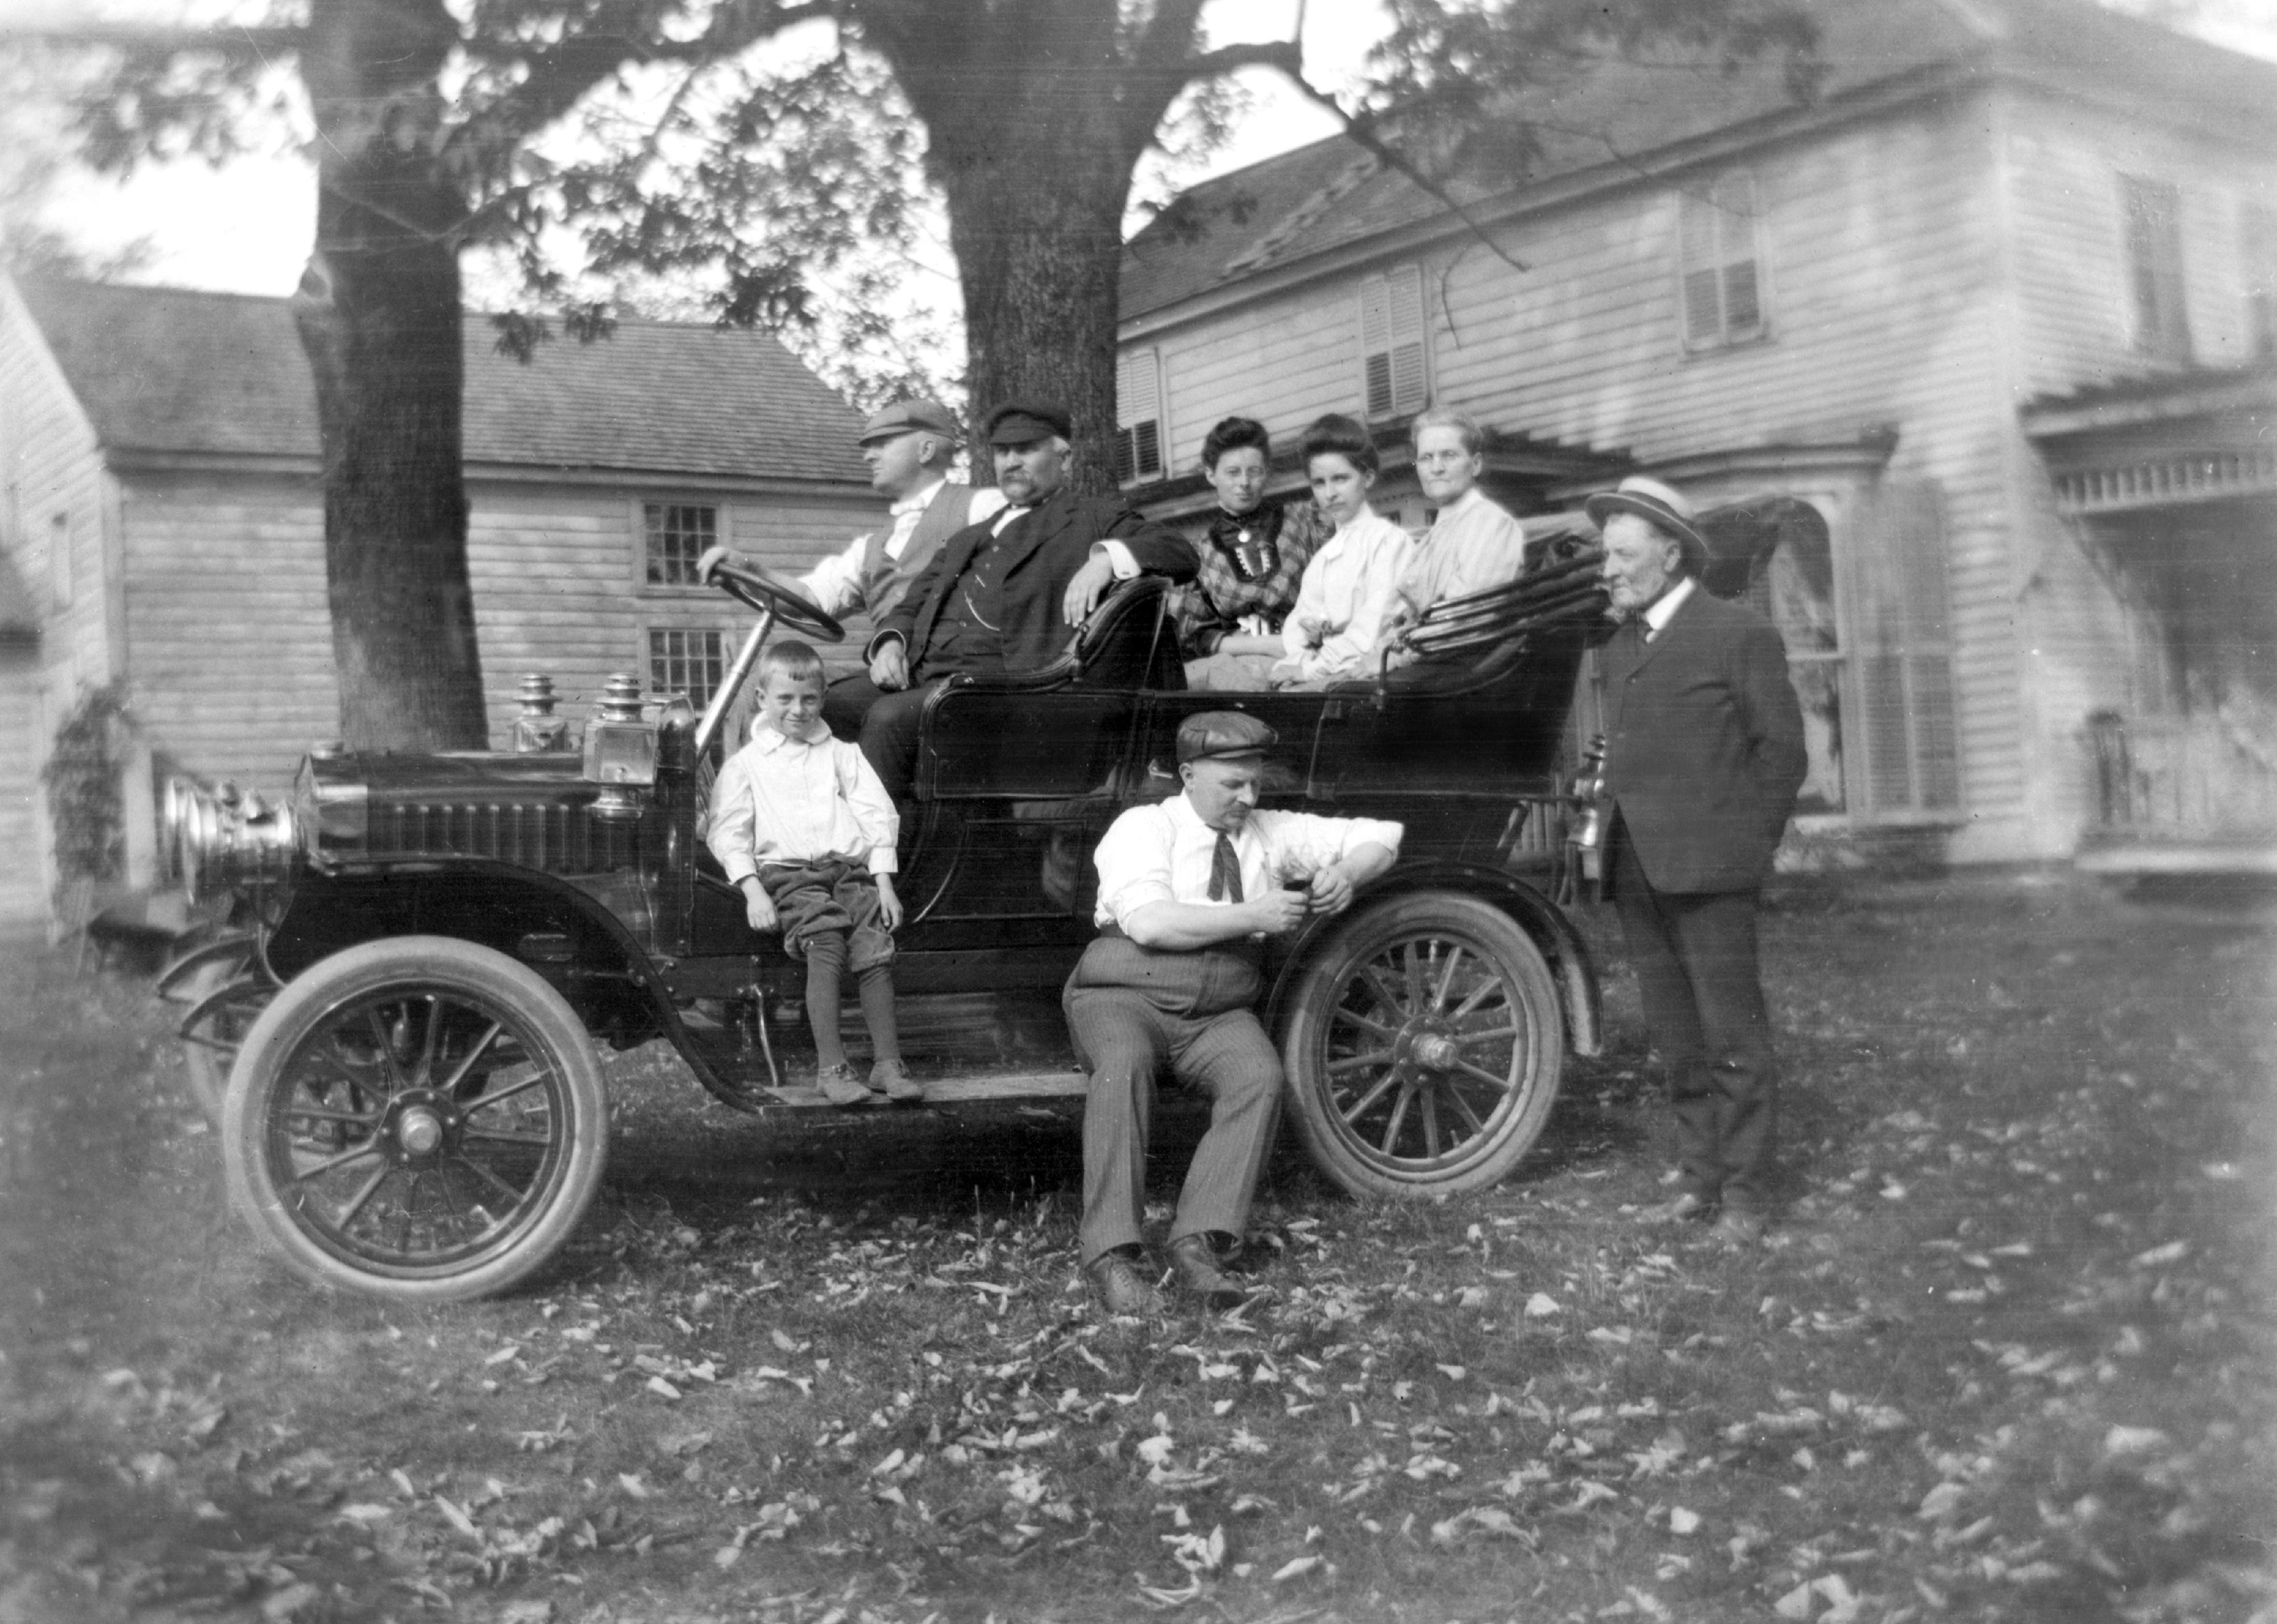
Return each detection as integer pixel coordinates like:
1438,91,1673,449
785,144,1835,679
698,546,845,644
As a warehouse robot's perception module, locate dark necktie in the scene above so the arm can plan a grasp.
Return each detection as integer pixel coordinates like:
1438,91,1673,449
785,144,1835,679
1208,832,1244,903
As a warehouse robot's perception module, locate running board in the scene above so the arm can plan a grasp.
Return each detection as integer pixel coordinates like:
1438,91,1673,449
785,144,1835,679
755,1067,1089,1110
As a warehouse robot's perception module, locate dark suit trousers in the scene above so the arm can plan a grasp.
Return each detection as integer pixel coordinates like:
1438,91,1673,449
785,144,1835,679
1064,977,1283,1266
822,674,943,804
1610,824,1779,1213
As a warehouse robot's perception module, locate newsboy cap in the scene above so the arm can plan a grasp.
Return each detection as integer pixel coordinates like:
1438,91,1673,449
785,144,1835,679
984,401,1073,446
1584,475,1710,576
1177,710,1278,764
859,398,962,444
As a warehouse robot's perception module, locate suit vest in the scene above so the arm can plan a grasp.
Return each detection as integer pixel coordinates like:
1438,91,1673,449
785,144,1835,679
860,482,985,624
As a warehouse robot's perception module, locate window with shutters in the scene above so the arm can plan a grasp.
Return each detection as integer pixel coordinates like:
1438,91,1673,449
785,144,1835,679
1736,485,1959,819
1677,171,1767,350
2121,175,2192,363
1848,482,1961,815
2242,202,2276,362
1114,349,1164,484
642,502,718,587
1358,266,1428,419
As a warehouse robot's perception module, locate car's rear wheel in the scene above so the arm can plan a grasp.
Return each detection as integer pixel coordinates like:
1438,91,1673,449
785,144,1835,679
1282,891,1563,1199
222,936,608,1303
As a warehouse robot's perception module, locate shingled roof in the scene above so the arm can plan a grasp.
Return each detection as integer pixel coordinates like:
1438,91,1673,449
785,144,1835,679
1122,0,2277,322
13,277,869,485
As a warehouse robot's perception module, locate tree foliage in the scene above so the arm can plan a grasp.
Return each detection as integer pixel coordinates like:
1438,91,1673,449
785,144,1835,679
4,0,1817,744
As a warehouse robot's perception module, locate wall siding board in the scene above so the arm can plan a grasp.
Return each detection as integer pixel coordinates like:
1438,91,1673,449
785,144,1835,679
111,471,878,790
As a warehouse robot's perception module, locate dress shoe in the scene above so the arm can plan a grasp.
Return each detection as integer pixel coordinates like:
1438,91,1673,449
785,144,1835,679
1085,1249,1163,1316
814,1062,880,1107
870,1057,925,1103
1167,1234,1252,1312
1639,1191,1716,1225
1713,1208,1768,1246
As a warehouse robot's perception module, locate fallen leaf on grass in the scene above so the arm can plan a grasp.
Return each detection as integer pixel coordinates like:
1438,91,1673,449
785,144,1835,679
1137,1575,1202,1609
260,1582,322,1622
2102,1425,2170,1457
1524,1293,1561,1318
646,1376,681,1400
1669,1507,1702,1536
1271,1554,1323,1582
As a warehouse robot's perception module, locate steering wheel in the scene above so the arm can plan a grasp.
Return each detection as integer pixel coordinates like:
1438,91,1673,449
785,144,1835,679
698,547,845,644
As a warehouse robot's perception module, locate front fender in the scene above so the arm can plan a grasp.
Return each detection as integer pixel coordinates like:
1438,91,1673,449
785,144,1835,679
259,861,763,1114
1262,859,1601,1057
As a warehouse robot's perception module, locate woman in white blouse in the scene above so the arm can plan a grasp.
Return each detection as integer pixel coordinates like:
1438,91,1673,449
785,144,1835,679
1265,414,1414,690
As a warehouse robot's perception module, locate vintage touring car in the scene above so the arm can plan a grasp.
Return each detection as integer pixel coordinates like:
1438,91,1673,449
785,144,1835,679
159,498,1814,1303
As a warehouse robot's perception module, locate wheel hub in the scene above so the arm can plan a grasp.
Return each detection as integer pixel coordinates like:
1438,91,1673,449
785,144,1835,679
380,1091,457,1165
1411,1032,1463,1073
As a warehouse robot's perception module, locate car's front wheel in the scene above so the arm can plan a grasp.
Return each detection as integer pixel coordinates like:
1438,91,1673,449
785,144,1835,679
221,936,608,1303
1281,890,1564,1199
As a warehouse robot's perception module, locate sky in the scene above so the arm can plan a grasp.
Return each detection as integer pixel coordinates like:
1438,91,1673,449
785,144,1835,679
11,0,1391,297
11,0,2277,298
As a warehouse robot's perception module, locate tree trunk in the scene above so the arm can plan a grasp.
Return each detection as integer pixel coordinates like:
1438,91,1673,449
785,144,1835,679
291,0,487,751
877,0,1195,498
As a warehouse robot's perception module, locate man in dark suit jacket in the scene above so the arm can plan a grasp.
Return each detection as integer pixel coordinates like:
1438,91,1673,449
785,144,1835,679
1590,476,1808,1246
841,401,1197,801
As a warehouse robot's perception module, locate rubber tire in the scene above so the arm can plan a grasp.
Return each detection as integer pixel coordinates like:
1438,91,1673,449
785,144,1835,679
221,936,609,1303
1281,890,1564,1200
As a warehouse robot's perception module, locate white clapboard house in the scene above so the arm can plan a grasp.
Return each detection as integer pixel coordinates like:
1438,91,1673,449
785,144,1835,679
0,273,882,925
1115,0,2277,866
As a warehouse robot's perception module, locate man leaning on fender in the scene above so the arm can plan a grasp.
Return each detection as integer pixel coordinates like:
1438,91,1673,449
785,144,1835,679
1592,476,1807,1247
837,402,1197,803
1069,712,1401,1315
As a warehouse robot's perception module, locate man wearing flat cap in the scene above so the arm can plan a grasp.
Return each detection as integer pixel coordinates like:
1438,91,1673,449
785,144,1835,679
1069,710,1401,1314
706,399,999,641
845,400,1197,801
804,399,1007,631
1590,474,1806,1247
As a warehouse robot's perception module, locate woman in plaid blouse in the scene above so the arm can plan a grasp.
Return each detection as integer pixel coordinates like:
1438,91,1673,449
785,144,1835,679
1175,417,1332,689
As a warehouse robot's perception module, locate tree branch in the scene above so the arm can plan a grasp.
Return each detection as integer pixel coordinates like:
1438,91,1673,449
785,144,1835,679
1271,65,1531,276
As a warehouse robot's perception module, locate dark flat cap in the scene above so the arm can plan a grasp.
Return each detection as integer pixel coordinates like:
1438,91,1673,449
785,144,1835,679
860,398,962,444
985,401,1073,446
1178,710,1278,764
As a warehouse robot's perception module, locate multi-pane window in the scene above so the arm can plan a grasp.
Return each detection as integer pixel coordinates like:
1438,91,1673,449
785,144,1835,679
2121,175,2192,363
1358,266,1428,419
647,628,726,711
1678,171,1766,350
643,502,717,587
2242,202,2276,362
1114,349,1164,484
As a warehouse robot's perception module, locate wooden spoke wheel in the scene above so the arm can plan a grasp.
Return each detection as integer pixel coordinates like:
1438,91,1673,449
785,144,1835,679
221,937,608,1303
1282,891,1564,1198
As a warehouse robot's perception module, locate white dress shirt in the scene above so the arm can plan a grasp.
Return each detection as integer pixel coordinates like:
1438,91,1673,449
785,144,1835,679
1279,508,1413,682
1093,793,1404,932
707,718,900,880
1640,575,1696,640
799,477,1009,617
1393,485,1530,623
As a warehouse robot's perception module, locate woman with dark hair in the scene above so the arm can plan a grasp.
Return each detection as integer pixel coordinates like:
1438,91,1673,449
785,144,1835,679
1175,416,1330,690
1266,414,1413,689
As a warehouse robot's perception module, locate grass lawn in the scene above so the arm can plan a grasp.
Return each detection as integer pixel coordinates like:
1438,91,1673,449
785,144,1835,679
0,872,2270,1624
